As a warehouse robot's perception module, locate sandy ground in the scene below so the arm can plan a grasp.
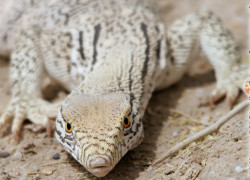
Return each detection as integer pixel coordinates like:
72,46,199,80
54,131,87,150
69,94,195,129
0,0,249,179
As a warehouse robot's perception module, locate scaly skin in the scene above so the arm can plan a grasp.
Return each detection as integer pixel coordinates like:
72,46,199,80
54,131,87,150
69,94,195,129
0,0,248,177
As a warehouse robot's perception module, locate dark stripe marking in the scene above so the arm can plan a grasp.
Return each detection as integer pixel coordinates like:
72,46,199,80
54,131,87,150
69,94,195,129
55,127,62,136
79,31,86,60
155,25,161,61
65,134,74,141
170,56,175,64
128,55,134,111
92,24,101,66
156,40,161,60
58,9,69,25
57,119,63,128
140,22,150,83
60,108,67,122
166,38,175,64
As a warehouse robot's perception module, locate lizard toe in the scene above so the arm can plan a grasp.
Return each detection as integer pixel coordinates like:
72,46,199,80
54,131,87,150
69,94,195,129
210,75,242,109
0,106,14,130
11,107,27,142
28,111,52,136
1,96,60,142
46,120,52,137
225,86,240,109
210,85,226,108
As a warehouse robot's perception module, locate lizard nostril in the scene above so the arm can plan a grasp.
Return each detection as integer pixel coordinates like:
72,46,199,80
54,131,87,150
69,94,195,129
89,157,110,169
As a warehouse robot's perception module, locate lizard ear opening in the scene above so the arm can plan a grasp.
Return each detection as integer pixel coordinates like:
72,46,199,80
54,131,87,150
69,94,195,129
65,122,72,133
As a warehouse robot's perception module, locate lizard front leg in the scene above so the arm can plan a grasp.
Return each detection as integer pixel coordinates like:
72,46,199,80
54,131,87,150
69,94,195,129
199,11,248,108
0,28,60,141
157,10,248,108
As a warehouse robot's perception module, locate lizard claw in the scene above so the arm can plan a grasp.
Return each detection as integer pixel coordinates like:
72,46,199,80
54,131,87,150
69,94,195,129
226,98,234,110
13,129,20,143
0,96,60,142
210,85,226,109
46,121,52,137
210,79,240,109
0,106,14,131
225,90,239,110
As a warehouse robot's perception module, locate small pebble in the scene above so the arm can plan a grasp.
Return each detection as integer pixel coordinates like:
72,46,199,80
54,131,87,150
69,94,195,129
236,121,242,127
22,143,35,150
53,153,60,160
19,173,27,180
78,173,85,178
215,112,222,116
9,171,20,177
201,116,210,124
33,174,40,180
147,166,153,171
201,160,206,167
30,165,39,172
12,151,22,160
58,176,66,180
235,166,244,173
210,170,215,174
0,152,10,158
172,131,178,137
42,168,54,175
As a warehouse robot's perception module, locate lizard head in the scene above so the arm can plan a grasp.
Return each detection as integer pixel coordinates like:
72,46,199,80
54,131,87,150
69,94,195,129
55,91,144,177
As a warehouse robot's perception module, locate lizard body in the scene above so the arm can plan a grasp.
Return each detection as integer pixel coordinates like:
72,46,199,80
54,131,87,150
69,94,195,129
0,0,248,177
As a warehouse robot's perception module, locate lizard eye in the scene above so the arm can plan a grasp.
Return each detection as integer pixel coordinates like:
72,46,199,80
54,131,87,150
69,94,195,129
123,116,130,128
65,122,72,133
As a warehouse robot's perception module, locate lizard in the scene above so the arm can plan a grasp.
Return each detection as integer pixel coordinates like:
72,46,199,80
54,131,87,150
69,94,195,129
0,0,248,177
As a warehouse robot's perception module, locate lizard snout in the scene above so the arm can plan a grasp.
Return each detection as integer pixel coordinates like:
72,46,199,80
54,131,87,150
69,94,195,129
88,156,112,177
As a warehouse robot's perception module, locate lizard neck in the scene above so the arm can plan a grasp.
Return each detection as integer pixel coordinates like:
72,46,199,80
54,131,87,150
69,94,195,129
81,45,156,97
75,45,157,120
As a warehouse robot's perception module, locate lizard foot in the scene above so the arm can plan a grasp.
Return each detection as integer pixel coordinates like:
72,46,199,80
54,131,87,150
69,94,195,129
0,96,61,142
210,65,248,109
210,84,239,109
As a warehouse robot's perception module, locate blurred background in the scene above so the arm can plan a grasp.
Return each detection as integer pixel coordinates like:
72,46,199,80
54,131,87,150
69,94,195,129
158,0,248,53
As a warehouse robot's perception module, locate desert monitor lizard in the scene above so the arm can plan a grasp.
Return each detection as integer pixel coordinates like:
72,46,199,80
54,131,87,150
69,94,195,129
0,0,248,177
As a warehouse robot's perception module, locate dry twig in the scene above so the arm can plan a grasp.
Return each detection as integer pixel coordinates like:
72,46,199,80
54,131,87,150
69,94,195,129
151,100,249,166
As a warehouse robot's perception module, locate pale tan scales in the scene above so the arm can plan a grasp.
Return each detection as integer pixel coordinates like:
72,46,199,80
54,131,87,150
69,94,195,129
0,0,248,177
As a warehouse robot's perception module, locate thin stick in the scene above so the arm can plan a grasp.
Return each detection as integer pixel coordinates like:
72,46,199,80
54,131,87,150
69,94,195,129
151,100,249,166
27,171,41,175
174,155,191,179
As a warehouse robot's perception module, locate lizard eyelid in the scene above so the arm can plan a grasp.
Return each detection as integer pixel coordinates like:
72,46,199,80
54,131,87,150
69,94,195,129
123,115,131,129
65,122,72,133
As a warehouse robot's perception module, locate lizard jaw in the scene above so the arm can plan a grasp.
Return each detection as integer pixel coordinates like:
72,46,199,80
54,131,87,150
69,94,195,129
87,157,113,177
88,166,113,177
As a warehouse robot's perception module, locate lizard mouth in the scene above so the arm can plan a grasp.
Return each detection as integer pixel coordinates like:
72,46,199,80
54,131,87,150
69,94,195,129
87,157,113,177
88,166,113,177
